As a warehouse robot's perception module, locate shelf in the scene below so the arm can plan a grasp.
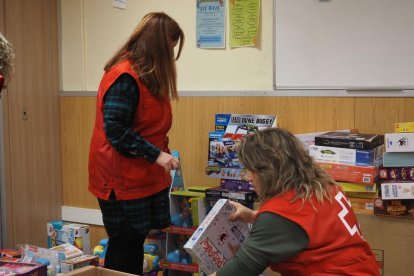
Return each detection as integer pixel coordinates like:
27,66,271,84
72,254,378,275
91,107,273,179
159,260,199,273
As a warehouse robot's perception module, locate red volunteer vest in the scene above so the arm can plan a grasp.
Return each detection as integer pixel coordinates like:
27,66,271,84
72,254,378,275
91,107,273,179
257,187,379,276
88,60,172,200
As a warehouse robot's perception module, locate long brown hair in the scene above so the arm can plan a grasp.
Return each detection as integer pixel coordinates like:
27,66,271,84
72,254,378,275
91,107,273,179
104,12,184,100
237,128,337,204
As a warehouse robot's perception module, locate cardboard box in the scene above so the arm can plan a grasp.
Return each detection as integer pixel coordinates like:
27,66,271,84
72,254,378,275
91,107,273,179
348,197,374,214
60,255,99,273
205,166,249,181
184,199,250,275
385,132,414,152
47,220,91,254
58,265,135,275
378,166,414,181
309,144,384,166
205,187,257,205
381,182,414,200
315,131,384,150
318,162,378,184
208,131,243,168
337,181,376,193
214,114,278,133
383,152,414,167
169,190,209,228
50,243,84,260
395,121,414,133
0,260,47,276
373,197,414,218
220,178,254,192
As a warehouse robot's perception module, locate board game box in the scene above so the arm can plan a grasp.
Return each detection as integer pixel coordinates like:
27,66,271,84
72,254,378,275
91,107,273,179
184,199,251,275
315,131,384,150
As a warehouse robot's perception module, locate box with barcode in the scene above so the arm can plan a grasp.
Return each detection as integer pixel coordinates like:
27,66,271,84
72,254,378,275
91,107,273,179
184,199,250,275
385,133,414,152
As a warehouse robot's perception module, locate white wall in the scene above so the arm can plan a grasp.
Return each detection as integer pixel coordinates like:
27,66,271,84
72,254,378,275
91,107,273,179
60,0,274,92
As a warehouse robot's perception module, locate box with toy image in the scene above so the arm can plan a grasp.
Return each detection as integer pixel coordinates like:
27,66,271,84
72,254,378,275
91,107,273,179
184,199,251,275
47,220,90,254
214,114,278,134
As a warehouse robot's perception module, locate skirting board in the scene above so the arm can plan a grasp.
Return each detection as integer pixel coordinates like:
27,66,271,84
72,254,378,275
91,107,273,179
61,206,103,226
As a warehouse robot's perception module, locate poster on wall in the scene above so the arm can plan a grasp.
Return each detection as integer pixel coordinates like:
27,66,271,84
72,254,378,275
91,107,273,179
229,0,260,48
196,0,226,48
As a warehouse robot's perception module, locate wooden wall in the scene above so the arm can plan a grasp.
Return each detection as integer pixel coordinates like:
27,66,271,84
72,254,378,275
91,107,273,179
61,95,414,275
1,0,62,247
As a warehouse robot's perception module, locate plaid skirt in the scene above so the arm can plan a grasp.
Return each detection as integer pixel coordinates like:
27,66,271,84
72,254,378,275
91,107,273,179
98,188,171,238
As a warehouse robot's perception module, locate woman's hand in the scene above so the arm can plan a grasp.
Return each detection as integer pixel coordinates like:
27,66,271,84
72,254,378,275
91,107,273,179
155,151,180,172
228,200,257,224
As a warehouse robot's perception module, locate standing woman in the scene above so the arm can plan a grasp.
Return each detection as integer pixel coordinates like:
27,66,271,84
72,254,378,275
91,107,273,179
88,12,184,274
0,32,14,96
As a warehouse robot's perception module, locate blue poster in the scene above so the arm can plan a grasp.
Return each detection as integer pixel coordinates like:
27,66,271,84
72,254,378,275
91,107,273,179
196,0,226,48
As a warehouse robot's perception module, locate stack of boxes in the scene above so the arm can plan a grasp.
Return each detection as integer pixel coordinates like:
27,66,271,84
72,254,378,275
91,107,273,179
309,131,385,214
374,122,414,218
205,114,278,208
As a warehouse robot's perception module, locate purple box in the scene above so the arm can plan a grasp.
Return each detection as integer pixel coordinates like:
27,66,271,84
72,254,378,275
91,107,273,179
220,179,254,192
378,166,414,181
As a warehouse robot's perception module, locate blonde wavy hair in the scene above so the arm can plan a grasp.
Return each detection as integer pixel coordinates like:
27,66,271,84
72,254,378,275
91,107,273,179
237,128,337,204
0,32,14,85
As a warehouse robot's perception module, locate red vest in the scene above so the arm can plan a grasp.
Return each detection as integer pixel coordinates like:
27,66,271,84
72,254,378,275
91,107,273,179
257,188,379,276
88,60,172,200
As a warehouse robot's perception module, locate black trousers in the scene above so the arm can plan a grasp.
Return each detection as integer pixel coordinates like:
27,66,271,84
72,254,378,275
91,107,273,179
104,221,147,275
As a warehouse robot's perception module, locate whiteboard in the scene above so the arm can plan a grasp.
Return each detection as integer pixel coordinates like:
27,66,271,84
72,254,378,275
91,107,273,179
274,0,414,90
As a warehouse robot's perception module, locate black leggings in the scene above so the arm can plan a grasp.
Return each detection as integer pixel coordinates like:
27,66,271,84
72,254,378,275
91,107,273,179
104,222,147,275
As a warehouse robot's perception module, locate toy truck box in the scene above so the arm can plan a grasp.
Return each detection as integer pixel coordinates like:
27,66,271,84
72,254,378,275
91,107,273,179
385,132,414,152
314,131,384,150
47,220,91,254
184,199,251,275
215,114,278,134
208,131,243,168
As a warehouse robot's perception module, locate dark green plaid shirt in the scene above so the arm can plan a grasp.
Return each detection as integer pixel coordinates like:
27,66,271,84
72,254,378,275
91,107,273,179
103,73,160,162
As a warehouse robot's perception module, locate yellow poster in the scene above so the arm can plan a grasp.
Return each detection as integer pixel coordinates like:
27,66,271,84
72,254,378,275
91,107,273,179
229,0,260,47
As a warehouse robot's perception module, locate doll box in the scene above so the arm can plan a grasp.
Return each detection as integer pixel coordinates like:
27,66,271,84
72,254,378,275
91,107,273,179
184,199,250,275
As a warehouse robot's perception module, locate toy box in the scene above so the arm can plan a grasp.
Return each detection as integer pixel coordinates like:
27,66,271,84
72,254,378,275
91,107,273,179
205,166,249,181
295,129,356,152
0,260,47,276
184,199,250,275
60,255,99,273
379,166,414,181
318,162,378,184
214,114,278,133
395,121,414,133
381,181,414,200
385,132,414,152
374,198,414,218
169,191,208,229
170,150,185,192
308,144,384,166
50,243,84,260
314,131,384,150
383,152,414,167
208,131,243,168
205,187,257,205
220,178,254,191
348,197,374,214
337,181,376,193
47,220,90,254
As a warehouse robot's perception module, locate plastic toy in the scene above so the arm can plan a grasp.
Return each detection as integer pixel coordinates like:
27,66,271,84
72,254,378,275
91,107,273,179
170,197,193,228
92,238,108,262
143,244,160,273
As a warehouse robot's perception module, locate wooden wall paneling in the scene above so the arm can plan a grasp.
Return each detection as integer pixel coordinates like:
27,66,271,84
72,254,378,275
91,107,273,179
3,0,61,247
60,96,97,209
354,98,402,134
